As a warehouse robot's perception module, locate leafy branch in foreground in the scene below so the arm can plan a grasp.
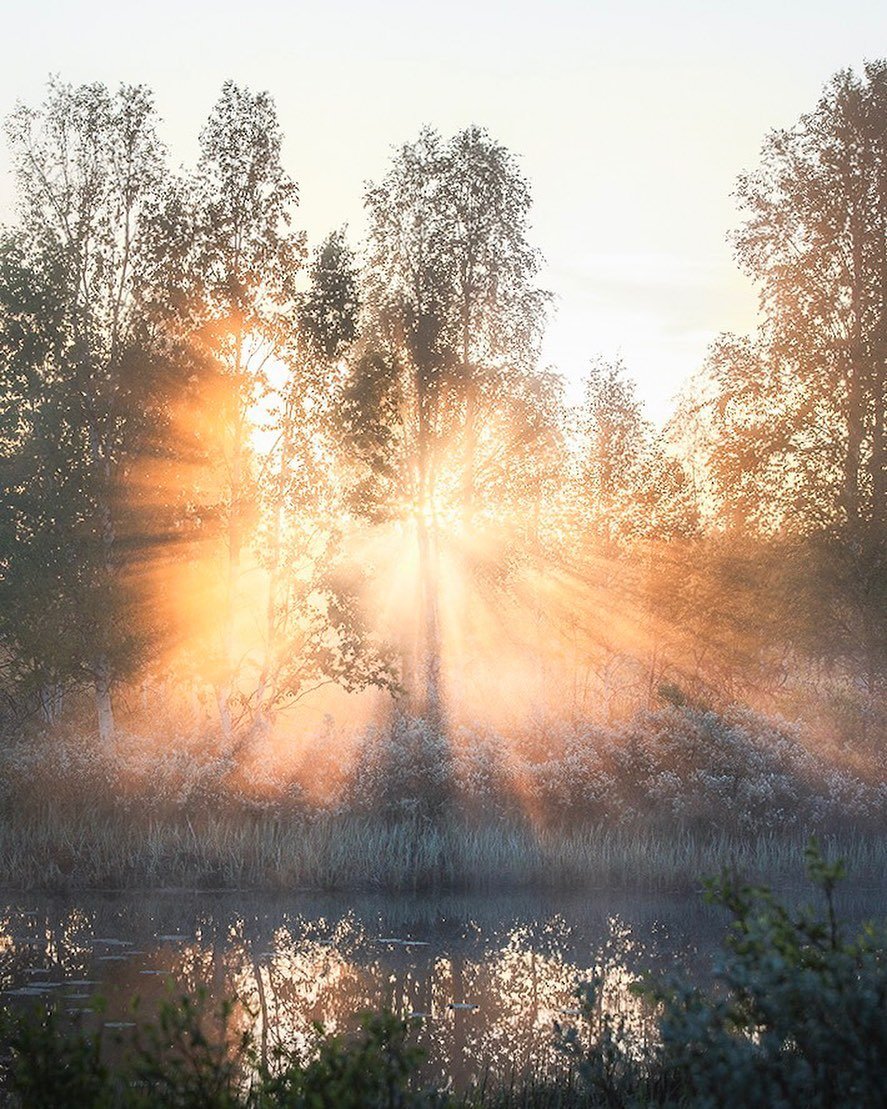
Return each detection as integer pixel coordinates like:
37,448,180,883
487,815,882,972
561,838,887,1108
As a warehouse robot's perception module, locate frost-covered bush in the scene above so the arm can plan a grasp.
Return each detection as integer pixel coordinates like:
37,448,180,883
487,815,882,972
0,702,882,831
345,716,454,817
617,706,884,830
113,745,239,814
340,704,884,831
0,737,115,814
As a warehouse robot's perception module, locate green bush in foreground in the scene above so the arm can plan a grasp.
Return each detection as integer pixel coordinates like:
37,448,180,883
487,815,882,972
0,1001,434,1109
1,842,884,1107
560,839,887,1107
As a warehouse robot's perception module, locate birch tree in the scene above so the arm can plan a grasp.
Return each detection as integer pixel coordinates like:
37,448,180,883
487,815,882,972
1,80,171,745
349,125,547,722
187,81,304,736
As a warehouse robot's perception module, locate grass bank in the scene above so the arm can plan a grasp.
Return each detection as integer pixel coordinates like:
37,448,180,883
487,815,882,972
0,810,884,892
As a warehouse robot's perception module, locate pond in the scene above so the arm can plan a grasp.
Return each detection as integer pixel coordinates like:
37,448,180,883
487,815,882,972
0,883,881,1091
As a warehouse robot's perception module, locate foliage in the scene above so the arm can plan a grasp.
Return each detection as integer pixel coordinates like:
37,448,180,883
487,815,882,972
0,704,881,834
0,1003,111,1108
0,994,432,1108
0,79,175,744
669,62,887,724
558,839,887,1108
343,706,885,832
258,1012,432,1108
652,842,886,1107
729,62,886,539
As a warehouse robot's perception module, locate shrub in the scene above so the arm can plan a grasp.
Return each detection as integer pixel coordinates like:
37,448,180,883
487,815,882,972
0,996,433,1108
258,1012,433,1108
1,704,882,834
561,839,887,1107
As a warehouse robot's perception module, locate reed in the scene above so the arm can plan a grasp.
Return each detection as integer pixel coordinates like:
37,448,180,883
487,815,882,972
0,808,883,892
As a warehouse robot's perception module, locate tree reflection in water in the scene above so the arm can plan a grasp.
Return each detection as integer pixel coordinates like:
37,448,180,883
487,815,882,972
0,887,876,1090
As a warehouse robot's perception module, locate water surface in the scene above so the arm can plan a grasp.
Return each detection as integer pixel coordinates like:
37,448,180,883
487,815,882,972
0,884,881,1090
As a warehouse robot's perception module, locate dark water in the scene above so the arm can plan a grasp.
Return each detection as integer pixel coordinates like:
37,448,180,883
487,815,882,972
0,884,882,1090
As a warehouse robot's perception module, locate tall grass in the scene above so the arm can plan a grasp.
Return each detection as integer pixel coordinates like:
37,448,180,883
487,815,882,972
0,702,883,891
0,809,883,891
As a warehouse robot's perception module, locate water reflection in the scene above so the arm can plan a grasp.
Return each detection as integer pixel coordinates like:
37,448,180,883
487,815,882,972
0,887,879,1090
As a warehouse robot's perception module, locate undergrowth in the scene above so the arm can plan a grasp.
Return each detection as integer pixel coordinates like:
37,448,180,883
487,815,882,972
0,703,883,891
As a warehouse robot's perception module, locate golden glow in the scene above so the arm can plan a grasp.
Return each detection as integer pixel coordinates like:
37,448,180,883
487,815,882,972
0,901,667,1092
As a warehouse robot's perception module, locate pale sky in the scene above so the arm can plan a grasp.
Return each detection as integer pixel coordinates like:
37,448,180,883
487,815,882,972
0,1,884,421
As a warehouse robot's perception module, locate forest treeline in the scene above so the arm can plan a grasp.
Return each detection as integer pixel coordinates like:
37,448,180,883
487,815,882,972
0,62,884,757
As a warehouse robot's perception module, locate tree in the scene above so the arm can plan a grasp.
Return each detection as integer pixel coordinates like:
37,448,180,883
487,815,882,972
0,236,80,723
577,356,650,547
725,61,886,536
695,62,887,714
183,81,304,736
250,231,396,727
350,125,547,722
438,126,547,524
0,80,173,745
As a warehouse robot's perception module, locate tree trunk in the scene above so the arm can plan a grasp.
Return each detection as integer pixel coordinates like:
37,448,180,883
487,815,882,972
844,217,864,533
94,655,116,748
38,678,64,726
461,313,476,528
255,403,291,729
416,507,442,726
415,375,443,728
221,331,246,737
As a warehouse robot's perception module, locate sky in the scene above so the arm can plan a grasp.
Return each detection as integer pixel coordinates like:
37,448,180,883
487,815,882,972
0,0,884,422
